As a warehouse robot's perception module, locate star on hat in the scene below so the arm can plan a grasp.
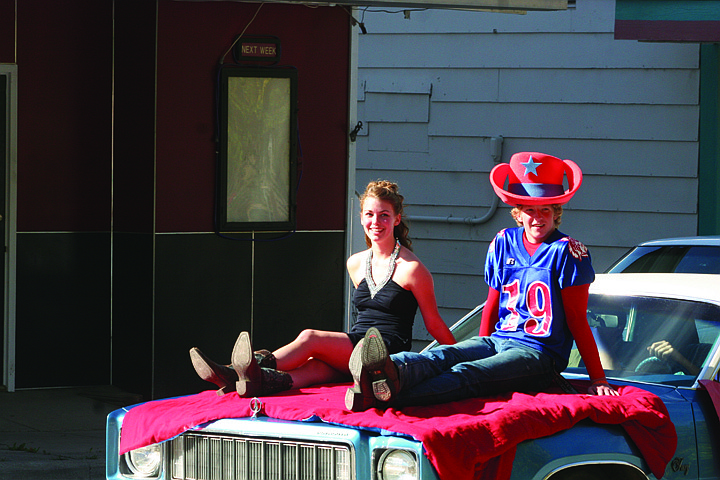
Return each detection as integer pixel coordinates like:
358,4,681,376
521,156,541,177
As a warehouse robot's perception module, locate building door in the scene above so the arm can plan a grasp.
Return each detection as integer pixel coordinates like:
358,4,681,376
1,66,17,392
0,73,7,391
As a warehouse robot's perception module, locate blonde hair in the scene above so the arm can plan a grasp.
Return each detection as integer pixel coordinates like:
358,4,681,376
511,204,563,228
359,180,413,251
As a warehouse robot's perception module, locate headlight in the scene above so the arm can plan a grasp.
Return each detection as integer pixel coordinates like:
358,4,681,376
125,443,162,477
377,449,418,480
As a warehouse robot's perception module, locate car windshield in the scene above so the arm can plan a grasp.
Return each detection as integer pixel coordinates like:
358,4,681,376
606,245,720,274
568,293,720,386
442,293,720,388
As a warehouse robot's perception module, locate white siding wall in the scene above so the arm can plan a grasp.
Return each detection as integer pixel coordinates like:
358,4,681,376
353,0,700,346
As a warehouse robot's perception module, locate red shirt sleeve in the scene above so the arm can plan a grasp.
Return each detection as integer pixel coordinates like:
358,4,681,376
479,287,500,337
562,284,606,383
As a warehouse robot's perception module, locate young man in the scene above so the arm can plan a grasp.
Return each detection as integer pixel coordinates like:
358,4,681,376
346,152,618,412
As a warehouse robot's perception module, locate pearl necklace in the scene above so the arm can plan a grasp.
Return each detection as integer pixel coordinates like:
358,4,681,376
365,240,401,299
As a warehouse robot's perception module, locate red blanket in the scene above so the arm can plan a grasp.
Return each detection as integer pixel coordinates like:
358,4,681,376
119,382,676,480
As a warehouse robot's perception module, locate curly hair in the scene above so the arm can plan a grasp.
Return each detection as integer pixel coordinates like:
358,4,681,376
359,180,413,251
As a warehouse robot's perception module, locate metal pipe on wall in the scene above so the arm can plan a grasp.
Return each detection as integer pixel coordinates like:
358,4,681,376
405,136,503,226
406,194,500,225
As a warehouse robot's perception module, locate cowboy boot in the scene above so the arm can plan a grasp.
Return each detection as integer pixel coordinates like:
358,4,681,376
259,367,294,395
231,332,263,396
255,349,277,369
345,339,378,411
362,327,400,403
189,347,238,396
235,366,293,397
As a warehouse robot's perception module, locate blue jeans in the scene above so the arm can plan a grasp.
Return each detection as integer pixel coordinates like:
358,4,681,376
391,336,556,406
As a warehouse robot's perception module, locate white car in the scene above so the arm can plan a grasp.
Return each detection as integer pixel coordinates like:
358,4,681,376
606,236,720,274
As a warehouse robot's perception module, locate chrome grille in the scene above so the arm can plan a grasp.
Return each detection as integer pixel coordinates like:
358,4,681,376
169,432,353,480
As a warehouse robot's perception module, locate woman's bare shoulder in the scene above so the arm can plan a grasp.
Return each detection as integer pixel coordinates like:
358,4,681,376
347,249,369,268
394,248,432,286
397,247,425,268
347,249,369,286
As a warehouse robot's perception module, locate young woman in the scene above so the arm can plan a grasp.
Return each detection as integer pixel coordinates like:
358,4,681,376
190,180,456,397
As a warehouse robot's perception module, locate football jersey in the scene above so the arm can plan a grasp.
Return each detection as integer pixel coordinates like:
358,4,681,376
484,227,595,366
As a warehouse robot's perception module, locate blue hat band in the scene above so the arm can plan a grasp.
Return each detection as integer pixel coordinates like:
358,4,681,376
508,183,565,198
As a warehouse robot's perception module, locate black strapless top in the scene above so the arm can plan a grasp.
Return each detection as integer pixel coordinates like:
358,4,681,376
349,279,418,352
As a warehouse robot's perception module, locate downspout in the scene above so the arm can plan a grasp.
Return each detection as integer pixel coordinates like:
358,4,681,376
406,136,503,225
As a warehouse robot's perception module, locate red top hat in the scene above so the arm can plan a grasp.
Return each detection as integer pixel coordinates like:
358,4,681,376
489,152,583,206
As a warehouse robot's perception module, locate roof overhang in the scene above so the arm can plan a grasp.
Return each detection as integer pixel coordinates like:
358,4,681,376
279,0,567,10
175,0,568,12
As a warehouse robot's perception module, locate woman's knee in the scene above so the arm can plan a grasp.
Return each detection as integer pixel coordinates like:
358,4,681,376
294,329,323,346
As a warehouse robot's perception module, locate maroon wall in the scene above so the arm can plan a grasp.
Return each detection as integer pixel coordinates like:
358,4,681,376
3,0,351,394
14,0,113,232
4,0,350,234
154,1,349,233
